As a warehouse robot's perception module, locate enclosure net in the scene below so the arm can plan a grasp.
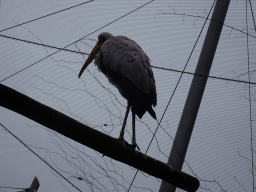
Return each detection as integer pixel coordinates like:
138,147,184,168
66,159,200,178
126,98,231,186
0,1,255,191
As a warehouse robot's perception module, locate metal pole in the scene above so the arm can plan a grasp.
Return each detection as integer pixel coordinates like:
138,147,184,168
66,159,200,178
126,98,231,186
159,0,230,191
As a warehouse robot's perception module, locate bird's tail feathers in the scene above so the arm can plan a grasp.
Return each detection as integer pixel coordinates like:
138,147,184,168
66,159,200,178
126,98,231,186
148,107,156,120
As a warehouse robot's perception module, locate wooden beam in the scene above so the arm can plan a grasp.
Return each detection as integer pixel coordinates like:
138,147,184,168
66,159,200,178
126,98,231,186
0,84,199,191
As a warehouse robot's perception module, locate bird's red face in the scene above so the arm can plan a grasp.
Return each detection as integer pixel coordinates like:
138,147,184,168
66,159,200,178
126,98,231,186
78,36,106,78
98,36,106,44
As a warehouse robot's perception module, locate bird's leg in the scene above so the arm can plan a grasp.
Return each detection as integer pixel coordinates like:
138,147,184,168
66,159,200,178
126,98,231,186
131,112,140,151
119,103,131,143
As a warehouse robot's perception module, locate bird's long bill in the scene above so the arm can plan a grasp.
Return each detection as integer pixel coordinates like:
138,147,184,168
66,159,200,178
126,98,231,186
78,41,102,78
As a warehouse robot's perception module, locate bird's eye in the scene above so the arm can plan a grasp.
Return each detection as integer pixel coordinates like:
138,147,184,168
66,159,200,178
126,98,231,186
99,37,106,43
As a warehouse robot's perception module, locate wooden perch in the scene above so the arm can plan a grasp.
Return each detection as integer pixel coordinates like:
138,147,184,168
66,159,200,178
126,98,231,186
0,84,199,191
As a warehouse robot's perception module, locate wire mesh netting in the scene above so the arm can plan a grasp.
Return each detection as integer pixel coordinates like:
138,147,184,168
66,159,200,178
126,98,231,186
0,0,256,191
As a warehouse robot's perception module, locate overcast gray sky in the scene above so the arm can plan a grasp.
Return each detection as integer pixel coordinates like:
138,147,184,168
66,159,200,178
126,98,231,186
0,0,256,191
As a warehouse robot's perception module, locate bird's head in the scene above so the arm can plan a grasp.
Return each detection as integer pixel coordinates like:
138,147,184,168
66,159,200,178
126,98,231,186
78,32,113,78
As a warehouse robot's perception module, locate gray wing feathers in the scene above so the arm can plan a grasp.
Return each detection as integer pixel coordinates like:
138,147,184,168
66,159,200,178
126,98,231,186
100,36,155,95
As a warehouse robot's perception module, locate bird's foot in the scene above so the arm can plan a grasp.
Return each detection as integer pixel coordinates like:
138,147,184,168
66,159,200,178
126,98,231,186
123,142,141,151
118,137,140,151
131,143,140,151
118,136,129,145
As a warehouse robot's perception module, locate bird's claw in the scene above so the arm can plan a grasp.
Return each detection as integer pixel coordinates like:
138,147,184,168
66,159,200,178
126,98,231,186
131,143,140,151
124,142,140,151
118,137,129,145
117,138,140,151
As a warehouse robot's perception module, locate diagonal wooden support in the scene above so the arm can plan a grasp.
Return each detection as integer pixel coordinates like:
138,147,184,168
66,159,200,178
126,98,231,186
0,84,199,191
